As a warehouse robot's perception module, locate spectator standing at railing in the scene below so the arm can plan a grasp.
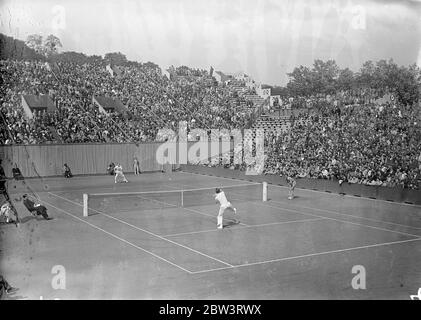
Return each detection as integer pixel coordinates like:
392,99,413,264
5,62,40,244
63,163,73,178
133,157,141,175
12,163,24,180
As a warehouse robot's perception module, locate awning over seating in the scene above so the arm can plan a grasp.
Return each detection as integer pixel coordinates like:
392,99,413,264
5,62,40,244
92,95,127,115
21,94,56,119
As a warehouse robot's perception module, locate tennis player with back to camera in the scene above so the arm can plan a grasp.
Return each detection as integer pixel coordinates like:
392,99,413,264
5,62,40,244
214,188,238,229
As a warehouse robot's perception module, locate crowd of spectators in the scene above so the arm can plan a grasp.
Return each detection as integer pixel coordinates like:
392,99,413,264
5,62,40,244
263,101,421,189
0,60,57,144
267,88,393,114
0,59,258,145
1,57,420,190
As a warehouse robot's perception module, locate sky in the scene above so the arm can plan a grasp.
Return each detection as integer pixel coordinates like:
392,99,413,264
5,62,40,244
1,0,420,86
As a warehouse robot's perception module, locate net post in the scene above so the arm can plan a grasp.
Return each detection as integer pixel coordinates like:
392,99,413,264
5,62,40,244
263,182,267,202
181,191,184,207
83,193,88,217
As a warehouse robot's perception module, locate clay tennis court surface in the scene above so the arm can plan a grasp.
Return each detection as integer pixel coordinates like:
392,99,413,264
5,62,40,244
1,170,420,299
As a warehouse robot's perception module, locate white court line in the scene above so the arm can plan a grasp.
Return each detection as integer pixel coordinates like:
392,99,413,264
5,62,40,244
179,170,421,208
267,198,421,230
178,171,421,230
161,183,250,227
183,206,249,227
89,182,260,197
163,180,421,238
37,196,193,274
136,193,247,226
164,217,326,237
49,192,234,268
41,190,421,277
191,237,421,274
248,198,421,238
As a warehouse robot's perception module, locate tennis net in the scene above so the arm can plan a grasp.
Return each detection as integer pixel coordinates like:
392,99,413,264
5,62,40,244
83,182,265,217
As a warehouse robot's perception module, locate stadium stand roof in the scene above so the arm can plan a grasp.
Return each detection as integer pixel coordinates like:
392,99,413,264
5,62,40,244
92,95,127,115
21,94,56,119
22,94,55,111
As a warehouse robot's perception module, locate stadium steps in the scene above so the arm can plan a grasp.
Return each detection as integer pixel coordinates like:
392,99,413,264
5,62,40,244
242,94,265,105
243,116,292,143
230,84,246,94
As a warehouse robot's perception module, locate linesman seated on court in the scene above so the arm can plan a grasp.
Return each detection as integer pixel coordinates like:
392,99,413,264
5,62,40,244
22,194,52,220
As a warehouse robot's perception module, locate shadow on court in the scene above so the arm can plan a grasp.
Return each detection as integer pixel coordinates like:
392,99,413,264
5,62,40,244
223,220,241,228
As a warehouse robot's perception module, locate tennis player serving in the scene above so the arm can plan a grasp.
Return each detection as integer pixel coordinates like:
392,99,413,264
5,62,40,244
214,188,238,229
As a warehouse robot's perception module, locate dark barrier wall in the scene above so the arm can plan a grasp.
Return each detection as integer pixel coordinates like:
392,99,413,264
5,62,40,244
180,164,421,205
0,139,228,178
0,143,167,178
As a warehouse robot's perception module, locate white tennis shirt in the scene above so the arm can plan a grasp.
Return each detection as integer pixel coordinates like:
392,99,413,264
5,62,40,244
215,191,229,206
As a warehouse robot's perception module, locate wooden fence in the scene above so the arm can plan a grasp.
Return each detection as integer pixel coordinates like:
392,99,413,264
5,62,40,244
0,142,168,178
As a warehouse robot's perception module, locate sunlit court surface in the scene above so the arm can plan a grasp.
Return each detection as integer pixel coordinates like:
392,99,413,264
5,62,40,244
1,170,420,300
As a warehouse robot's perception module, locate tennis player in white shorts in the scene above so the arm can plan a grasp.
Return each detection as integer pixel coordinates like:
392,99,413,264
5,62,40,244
215,188,237,229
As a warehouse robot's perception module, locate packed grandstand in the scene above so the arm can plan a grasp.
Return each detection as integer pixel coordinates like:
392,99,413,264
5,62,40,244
0,33,420,190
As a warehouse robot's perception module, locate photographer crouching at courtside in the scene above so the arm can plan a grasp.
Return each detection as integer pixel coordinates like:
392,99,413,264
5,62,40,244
107,162,115,175
22,194,53,220
63,163,73,178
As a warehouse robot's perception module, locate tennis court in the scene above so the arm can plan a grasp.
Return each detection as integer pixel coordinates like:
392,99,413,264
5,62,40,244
1,170,421,299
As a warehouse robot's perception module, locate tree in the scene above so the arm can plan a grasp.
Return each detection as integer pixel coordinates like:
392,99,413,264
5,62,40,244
86,54,104,65
393,64,421,106
0,33,44,61
143,61,160,70
286,60,340,96
44,34,62,57
311,59,339,94
356,60,376,88
26,34,44,55
286,65,313,96
104,52,127,66
355,59,420,105
336,68,355,91
49,51,88,64
25,34,62,58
